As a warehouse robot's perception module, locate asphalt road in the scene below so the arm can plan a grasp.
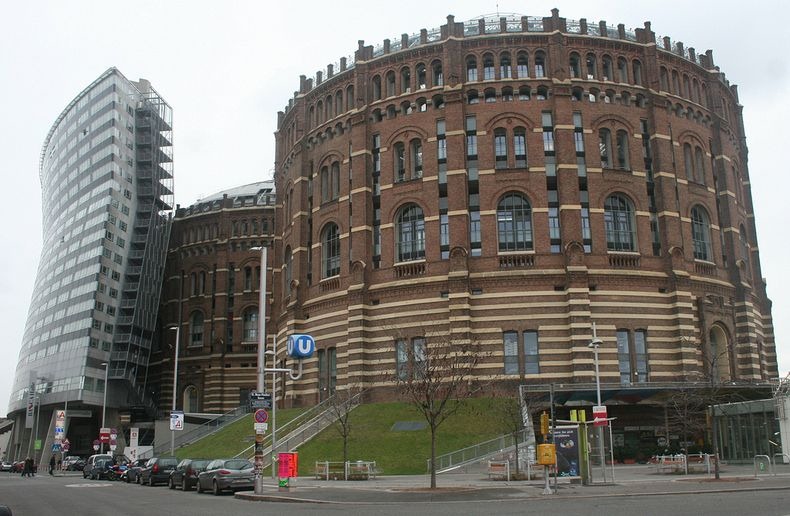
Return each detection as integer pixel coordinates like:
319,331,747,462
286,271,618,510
0,473,789,516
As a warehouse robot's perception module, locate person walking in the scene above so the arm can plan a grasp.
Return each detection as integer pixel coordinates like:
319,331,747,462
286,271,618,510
26,457,35,477
49,455,56,475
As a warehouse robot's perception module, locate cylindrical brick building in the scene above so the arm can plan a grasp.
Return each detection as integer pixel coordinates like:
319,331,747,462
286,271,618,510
271,11,777,414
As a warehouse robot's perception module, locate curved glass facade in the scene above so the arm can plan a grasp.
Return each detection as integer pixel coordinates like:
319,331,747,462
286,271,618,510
7,68,173,459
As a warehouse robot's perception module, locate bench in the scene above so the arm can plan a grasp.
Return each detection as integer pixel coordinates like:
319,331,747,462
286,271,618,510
314,461,377,480
487,460,511,480
347,461,376,480
314,461,346,480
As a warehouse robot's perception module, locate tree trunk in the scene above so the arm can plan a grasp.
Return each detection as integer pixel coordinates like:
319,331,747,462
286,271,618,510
711,406,721,479
343,434,348,465
514,432,521,475
430,424,437,489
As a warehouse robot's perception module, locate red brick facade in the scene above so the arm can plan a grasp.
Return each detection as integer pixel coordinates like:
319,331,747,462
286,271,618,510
270,11,776,407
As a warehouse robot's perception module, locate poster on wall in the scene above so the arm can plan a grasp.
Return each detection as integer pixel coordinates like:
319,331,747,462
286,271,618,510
553,425,581,478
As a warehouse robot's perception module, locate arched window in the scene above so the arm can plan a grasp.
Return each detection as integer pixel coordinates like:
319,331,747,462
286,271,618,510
190,272,197,296
307,106,314,130
616,130,630,170
501,86,514,101
518,85,531,100
516,52,528,78
571,87,583,102
431,60,443,86
396,204,425,262
683,75,691,99
467,89,479,105
394,142,406,182
709,326,731,382
739,224,751,281
183,386,198,413
604,194,636,251
483,53,495,80
199,271,206,295
316,100,323,125
326,95,333,120
321,223,341,278
416,63,427,89
466,56,478,82
400,66,411,93
632,60,643,86
335,90,343,116
599,128,613,168
694,147,706,184
283,247,292,297
410,139,423,178
346,85,354,110
484,88,496,103
585,53,597,79
243,307,258,341
372,76,382,101
534,51,546,78
536,85,548,100
602,55,613,81
494,128,507,169
497,193,533,251
189,311,204,347
244,266,253,291
617,57,629,83
683,144,694,181
386,71,396,97
660,67,669,91
500,52,512,79
569,52,581,78
671,70,681,95
691,206,712,261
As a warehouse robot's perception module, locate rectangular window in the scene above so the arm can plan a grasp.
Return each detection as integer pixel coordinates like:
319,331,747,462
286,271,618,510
469,211,481,256
396,339,408,380
503,331,519,374
396,338,426,380
524,331,539,374
617,330,632,385
494,132,508,169
634,330,648,383
514,131,527,168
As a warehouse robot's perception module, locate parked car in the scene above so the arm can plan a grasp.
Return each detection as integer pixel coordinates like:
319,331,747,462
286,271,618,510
123,459,149,483
195,459,254,495
62,456,85,471
83,454,113,480
0,461,13,472
169,458,210,491
138,457,178,486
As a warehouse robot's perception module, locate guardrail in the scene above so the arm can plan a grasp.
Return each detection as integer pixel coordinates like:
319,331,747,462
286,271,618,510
152,405,249,455
431,428,533,473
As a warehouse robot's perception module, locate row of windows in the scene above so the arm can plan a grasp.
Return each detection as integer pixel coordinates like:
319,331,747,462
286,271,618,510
189,266,261,297
188,306,259,347
310,194,716,279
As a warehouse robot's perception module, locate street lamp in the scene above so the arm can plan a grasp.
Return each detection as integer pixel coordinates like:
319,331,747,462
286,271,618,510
100,362,108,454
250,245,268,492
588,323,606,483
169,326,180,457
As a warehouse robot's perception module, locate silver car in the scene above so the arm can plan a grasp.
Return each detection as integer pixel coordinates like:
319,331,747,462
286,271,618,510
195,459,254,495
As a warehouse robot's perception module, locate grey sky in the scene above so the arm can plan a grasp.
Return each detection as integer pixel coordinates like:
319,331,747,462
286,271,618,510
1,0,787,416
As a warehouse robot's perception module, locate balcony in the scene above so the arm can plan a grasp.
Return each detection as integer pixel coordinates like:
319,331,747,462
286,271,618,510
694,261,717,277
498,254,535,269
608,254,641,269
319,277,341,292
394,261,425,278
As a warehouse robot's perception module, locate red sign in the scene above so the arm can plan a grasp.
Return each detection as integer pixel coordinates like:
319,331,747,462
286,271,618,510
278,452,298,478
254,409,269,424
592,405,608,427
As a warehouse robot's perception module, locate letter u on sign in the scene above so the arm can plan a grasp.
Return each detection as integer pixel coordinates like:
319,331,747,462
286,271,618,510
286,334,315,358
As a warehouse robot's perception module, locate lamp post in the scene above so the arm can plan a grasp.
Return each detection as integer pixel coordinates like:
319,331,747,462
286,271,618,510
588,323,606,483
250,245,268,493
100,362,108,454
169,325,180,457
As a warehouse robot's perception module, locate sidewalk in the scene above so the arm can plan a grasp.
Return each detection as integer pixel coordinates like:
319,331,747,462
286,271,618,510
236,463,790,504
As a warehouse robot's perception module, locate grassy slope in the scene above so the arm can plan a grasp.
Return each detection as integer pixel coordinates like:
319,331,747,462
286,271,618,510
175,408,302,460
294,398,507,476
175,398,510,476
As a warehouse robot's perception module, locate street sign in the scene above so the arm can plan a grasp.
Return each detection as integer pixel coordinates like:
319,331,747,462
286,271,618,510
250,392,272,410
100,427,111,443
286,334,315,358
254,423,268,433
593,405,608,427
52,443,61,452
62,439,70,452
254,409,269,424
92,439,100,452
129,428,139,448
110,428,118,439
170,411,185,431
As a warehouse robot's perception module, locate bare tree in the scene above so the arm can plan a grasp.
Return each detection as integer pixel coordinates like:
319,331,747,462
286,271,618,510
494,395,526,476
393,330,483,488
325,385,364,464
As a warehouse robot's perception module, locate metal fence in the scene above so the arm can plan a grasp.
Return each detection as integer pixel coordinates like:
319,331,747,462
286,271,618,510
431,428,533,473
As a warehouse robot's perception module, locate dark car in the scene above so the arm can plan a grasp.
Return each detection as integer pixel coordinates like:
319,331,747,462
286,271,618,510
63,456,85,471
138,456,178,486
83,454,113,480
168,459,210,491
195,459,254,495
124,459,149,483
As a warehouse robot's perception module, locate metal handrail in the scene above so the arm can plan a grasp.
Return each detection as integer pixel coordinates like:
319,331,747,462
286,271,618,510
152,405,248,455
432,428,533,473
753,454,772,476
773,453,790,475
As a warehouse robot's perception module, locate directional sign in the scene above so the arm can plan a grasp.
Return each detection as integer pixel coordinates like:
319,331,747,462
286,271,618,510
250,392,272,410
593,405,608,427
286,334,315,358
170,411,185,431
254,409,269,424
100,427,110,443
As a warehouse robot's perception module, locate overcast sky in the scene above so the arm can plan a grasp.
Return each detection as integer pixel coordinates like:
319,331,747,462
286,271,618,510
1,1,788,417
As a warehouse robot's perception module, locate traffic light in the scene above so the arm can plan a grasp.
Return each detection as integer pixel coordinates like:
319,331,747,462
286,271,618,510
540,411,549,437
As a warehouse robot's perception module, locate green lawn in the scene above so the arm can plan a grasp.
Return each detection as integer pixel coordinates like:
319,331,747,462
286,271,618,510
294,398,510,476
174,397,514,476
175,408,303,460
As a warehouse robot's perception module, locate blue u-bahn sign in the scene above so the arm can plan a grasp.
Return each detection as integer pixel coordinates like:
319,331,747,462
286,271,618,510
286,334,315,358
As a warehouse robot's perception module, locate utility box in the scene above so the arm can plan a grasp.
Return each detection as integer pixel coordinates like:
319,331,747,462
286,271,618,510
537,444,556,465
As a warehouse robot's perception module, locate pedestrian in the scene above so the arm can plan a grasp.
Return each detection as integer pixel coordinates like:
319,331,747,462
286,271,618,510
49,455,56,475
27,457,35,477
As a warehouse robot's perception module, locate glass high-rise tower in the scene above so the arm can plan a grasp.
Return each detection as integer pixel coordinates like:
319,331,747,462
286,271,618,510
6,68,173,460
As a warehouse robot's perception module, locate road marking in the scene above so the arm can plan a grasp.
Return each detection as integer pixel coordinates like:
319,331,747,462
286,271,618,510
65,483,114,488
